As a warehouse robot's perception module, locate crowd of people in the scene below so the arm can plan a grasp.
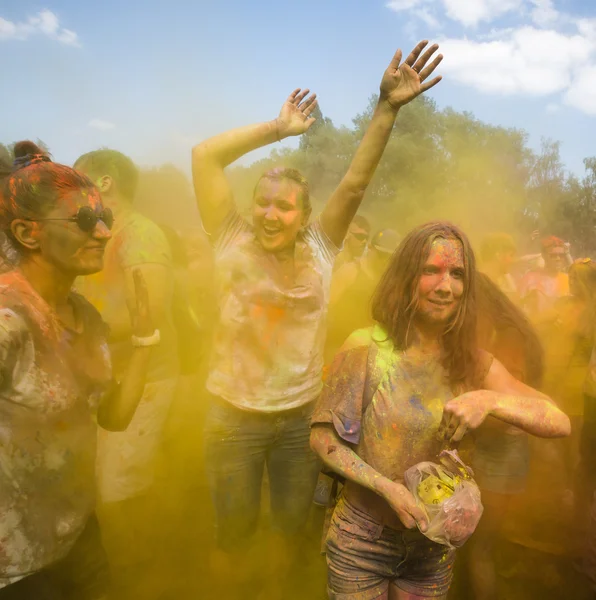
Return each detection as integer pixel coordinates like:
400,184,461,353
0,38,594,600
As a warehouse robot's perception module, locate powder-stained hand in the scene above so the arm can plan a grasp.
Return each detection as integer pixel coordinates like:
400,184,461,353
380,40,443,110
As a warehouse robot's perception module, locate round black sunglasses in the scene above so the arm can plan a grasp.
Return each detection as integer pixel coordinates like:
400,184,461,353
26,206,114,233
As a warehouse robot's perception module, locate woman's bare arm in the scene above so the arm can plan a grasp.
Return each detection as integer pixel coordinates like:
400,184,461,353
320,40,443,247
311,424,428,530
191,89,318,234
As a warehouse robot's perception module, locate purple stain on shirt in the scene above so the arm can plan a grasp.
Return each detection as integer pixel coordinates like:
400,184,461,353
409,394,431,416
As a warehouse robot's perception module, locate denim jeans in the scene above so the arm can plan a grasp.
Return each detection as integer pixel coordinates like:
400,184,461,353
204,397,320,551
326,497,454,599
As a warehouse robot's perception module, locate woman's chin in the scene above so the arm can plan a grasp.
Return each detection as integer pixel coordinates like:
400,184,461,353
258,234,289,253
73,260,105,276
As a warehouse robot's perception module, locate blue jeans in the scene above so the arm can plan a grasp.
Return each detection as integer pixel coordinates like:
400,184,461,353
204,397,320,551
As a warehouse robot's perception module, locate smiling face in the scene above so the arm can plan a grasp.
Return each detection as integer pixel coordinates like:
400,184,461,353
252,176,307,253
15,187,112,276
416,237,465,328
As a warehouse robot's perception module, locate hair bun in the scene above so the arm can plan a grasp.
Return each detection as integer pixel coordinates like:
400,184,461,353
13,141,45,159
12,141,51,170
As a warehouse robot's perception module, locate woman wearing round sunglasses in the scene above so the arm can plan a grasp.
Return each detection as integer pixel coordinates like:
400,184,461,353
0,141,158,600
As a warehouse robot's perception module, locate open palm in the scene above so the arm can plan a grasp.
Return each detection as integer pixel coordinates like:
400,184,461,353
277,88,318,137
381,40,443,109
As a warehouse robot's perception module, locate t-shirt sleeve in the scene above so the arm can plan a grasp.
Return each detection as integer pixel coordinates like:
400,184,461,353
305,219,341,266
0,309,27,389
118,218,172,269
311,343,369,445
211,209,251,255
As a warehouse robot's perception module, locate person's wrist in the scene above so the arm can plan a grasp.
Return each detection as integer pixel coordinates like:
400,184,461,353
375,476,396,499
274,118,291,141
378,94,402,113
484,390,499,415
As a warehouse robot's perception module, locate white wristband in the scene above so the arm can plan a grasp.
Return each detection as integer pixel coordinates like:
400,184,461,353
131,329,161,347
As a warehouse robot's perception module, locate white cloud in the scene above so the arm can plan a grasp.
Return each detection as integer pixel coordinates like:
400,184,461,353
0,10,80,47
577,18,596,39
386,0,421,10
565,66,596,115
529,0,559,26
442,0,523,27
418,7,442,29
88,119,116,131
386,0,596,116
439,27,594,95
387,0,563,28
387,0,525,27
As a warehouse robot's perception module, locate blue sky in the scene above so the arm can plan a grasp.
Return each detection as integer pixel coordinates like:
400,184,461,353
1,0,595,176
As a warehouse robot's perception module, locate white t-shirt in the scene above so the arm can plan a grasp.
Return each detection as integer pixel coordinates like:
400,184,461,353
207,212,339,412
0,272,111,586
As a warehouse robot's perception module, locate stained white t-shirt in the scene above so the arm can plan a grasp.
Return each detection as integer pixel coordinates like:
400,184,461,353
0,271,111,587
207,212,339,412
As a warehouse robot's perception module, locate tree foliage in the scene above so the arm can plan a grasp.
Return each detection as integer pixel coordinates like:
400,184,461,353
3,101,595,256
228,97,596,256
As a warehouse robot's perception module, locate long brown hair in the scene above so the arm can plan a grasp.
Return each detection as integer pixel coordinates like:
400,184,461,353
476,271,544,388
371,221,479,390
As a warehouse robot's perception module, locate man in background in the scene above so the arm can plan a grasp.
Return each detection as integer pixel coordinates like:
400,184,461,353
75,149,179,598
520,235,571,323
480,232,519,299
333,215,371,271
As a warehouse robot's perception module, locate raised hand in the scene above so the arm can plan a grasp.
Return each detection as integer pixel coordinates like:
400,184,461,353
277,88,318,138
380,40,443,110
129,268,154,338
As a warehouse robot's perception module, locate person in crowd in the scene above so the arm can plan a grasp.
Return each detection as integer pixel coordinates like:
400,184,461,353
573,260,596,589
192,40,444,592
0,159,13,274
0,142,156,599
310,221,570,600
73,150,178,596
520,235,571,324
326,228,400,363
333,215,371,271
544,258,596,446
497,258,593,565
479,232,518,299
158,224,205,380
464,272,544,600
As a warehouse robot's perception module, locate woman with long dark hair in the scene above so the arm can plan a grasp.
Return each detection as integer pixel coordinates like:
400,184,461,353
310,221,569,600
0,142,156,599
465,272,544,600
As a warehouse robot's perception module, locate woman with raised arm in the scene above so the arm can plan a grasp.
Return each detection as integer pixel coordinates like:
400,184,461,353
192,41,443,584
0,143,156,600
